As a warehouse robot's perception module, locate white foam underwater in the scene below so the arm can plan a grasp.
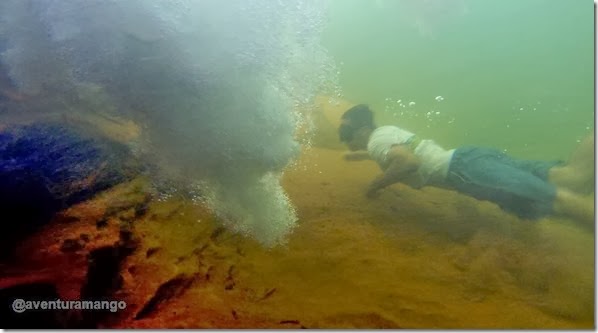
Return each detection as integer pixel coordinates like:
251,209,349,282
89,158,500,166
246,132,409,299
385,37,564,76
0,0,337,246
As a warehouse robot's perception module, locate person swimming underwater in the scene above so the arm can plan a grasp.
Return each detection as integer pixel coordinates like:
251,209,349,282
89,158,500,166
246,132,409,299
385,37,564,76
338,104,594,226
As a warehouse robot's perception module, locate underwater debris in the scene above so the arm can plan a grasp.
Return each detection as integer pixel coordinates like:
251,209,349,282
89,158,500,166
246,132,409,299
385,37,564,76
81,246,124,299
133,199,151,219
134,273,199,320
257,288,277,302
175,256,188,264
235,247,245,257
118,229,138,257
82,225,139,299
204,266,215,281
104,200,143,220
145,247,161,258
210,227,226,242
224,265,236,290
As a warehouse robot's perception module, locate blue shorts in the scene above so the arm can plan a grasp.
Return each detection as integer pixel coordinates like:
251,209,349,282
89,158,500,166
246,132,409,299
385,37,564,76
445,146,563,219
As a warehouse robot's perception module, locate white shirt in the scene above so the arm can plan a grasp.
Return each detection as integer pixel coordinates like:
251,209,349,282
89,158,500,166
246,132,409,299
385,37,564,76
367,126,455,185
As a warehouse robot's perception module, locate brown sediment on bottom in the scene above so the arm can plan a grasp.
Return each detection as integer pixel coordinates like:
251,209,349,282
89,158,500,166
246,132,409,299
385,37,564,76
0,147,593,329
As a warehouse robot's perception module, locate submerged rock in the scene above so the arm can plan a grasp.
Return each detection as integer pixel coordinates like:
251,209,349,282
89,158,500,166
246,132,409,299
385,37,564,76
0,122,139,256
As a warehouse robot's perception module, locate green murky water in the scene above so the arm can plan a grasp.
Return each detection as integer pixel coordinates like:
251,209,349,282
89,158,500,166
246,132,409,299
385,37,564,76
322,0,593,160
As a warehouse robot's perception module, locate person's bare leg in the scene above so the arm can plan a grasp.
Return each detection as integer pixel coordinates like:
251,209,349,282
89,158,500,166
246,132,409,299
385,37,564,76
549,134,595,194
552,188,594,228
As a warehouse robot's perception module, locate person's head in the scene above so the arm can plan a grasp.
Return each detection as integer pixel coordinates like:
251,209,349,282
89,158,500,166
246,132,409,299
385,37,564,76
338,104,376,151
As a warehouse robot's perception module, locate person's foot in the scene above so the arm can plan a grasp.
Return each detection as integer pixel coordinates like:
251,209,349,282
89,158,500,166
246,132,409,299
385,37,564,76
549,134,595,195
553,189,594,228
551,165,595,195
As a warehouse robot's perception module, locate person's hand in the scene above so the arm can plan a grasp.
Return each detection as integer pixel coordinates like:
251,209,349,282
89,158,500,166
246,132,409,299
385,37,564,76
343,152,358,161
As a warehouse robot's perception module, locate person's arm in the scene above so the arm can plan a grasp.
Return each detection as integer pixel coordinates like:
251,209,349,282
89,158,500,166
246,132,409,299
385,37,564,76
366,145,422,197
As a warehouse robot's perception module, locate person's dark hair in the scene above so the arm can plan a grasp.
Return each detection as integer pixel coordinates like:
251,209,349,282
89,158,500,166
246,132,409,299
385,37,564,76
338,104,375,142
